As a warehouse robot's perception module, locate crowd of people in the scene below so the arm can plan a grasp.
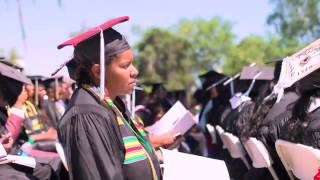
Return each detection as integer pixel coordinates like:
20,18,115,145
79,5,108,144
1,16,320,180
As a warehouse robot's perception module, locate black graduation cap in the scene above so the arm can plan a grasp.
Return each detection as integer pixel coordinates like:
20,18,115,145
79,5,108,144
28,75,47,106
55,16,130,99
0,61,31,107
150,83,166,95
0,60,24,72
42,76,64,100
28,75,46,85
0,61,31,84
265,59,283,81
141,81,167,94
42,76,64,89
199,70,227,90
240,66,274,80
167,89,186,102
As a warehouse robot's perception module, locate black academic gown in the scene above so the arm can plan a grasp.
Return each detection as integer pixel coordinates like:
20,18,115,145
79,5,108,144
220,107,238,133
266,106,320,145
257,103,312,180
235,101,256,138
40,97,59,129
239,95,278,142
262,92,299,125
58,88,161,180
273,107,320,149
223,101,252,135
304,110,320,149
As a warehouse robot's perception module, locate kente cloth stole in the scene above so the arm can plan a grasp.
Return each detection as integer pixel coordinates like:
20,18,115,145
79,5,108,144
82,85,158,180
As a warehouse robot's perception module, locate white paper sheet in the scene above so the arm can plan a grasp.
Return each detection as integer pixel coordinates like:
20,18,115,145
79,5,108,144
161,148,230,180
4,155,36,168
146,101,196,135
0,143,36,168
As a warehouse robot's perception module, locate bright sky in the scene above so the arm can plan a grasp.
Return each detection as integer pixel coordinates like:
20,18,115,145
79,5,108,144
0,0,273,76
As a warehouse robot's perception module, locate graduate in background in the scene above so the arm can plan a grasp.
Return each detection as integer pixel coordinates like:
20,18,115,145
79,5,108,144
198,70,230,130
43,76,66,119
0,61,64,180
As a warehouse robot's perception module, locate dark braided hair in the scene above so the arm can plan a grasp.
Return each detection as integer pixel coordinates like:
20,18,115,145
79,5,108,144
72,54,118,86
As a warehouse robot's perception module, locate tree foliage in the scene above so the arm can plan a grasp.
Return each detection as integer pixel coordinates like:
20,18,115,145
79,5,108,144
267,0,320,44
134,28,194,90
134,17,237,90
174,17,235,72
222,34,300,75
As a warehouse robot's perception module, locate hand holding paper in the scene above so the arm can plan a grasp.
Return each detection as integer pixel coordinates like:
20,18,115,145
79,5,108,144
0,142,36,168
0,132,13,156
146,101,196,136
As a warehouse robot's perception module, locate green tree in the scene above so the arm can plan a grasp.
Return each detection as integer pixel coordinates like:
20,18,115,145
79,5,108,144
267,0,320,44
222,34,299,75
174,16,235,73
134,28,194,90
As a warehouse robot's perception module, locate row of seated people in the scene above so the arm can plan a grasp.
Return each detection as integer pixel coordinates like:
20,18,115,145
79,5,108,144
0,61,69,179
200,68,320,179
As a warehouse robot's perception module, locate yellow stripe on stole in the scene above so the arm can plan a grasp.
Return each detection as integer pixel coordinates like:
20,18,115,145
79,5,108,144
124,141,141,148
117,117,124,125
125,149,146,159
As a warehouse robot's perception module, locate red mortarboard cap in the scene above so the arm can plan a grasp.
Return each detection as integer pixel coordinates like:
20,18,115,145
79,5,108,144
57,16,129,49
55,16,130,99
53,16,130,75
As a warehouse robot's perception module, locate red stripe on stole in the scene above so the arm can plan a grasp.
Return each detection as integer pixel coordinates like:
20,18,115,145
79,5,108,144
126,145,143,152
134,124,143,129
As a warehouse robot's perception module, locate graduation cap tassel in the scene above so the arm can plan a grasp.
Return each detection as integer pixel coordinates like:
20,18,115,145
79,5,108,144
35,79,39,107
131,89,136,119
230,81,235,96
244,72,261,96
99,27,105,100
126,94,131,113
55,77,59,100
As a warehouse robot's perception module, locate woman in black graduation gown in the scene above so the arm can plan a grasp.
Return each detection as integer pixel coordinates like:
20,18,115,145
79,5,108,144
257,70,320,171
56,16,161,180
272,69,320,148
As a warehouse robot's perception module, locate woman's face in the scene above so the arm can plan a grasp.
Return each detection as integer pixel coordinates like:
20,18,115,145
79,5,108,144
106,49,138,98
25,84,35,98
